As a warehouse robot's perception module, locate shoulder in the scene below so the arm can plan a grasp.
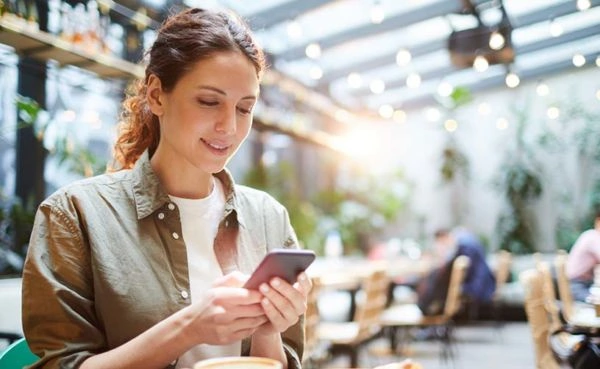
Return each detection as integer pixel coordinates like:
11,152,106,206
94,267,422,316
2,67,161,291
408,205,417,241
41,170,133,210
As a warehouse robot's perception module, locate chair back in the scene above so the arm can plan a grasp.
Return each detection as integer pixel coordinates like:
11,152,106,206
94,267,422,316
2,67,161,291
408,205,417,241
0,337,38,368
303,276,322,362
443,255,470,318
554,252,574,322
536,261,562,331
494,250,512,298
353,266,390,341
520,269,560,369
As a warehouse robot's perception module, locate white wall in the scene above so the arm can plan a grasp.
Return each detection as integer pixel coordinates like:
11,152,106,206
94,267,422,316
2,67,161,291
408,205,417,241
380,65,600,251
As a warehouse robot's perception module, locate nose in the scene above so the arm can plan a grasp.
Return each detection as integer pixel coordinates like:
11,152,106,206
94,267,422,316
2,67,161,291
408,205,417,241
215,106,236,135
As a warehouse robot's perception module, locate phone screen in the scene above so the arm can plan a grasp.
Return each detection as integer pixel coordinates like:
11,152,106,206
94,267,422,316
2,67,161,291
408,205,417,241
244,249,316,289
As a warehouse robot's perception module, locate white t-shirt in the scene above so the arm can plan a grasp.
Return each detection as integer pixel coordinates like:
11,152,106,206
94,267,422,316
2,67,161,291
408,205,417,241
169,178,241,369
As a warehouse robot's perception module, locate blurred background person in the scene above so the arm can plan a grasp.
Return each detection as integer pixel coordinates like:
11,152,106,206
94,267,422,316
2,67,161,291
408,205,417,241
566,210,600,302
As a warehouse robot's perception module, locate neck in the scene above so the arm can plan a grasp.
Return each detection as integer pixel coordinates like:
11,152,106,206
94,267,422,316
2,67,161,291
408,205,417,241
150,148,214,199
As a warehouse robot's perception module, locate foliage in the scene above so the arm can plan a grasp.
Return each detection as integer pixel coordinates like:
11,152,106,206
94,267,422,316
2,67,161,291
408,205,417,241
242,160,410,256
313,170,409,254
0,192,36,276
1,95,108,276
538,100,600,251
15,94,108,178
242,161,322,253
440,137,470,183
494,102,544,254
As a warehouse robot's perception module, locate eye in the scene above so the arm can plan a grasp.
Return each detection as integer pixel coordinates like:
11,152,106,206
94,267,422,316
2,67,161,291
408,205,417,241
237,105,254,115
197,99,218,107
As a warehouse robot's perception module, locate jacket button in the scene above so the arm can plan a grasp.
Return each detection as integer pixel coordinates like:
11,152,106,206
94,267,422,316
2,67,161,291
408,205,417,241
172,232,180,240
168,203,175,210
180,290,189,299
157,212,165,220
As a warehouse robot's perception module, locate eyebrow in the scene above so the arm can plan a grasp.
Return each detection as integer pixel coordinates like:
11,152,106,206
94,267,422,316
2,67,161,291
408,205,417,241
196,85,257,101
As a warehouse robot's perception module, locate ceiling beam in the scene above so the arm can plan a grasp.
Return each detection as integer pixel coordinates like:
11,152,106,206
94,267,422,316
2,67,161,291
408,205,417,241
318,39,446,85
400,49,600,111
349,22,600,97
274,0,463,61
318,0,600,87
244,0,332,30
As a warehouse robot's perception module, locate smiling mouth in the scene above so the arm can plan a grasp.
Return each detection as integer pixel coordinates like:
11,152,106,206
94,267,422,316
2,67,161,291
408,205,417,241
201,138,230,153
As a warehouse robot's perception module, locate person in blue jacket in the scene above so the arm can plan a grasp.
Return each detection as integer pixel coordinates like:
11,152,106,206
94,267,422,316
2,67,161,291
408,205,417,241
417,228,496,316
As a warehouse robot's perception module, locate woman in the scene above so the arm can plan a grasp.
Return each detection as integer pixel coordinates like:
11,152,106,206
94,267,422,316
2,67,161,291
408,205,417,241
21,7,310,369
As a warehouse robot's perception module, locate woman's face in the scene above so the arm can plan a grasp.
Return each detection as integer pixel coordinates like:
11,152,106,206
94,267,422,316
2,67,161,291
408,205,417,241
148,51,259,174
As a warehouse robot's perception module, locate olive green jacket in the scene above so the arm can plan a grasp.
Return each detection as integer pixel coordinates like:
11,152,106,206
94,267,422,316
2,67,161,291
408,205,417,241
22,151,304,369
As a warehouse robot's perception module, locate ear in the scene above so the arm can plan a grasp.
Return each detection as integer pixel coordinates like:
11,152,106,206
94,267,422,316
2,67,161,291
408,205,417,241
146,74,165,116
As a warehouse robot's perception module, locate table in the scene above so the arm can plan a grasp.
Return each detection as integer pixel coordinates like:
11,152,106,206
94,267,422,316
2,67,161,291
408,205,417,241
306,257,433,320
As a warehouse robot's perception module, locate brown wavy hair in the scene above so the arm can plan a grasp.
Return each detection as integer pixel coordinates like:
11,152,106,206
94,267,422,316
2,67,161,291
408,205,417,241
110,8,266,170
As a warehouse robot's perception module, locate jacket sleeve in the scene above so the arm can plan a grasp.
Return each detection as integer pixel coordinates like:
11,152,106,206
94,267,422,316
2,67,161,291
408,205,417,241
243,197,305,368
22,197,104,368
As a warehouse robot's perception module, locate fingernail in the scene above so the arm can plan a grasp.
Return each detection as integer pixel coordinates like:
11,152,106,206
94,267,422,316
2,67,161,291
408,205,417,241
298,273,306,281
262,298,270,305
271,278,280,287
260,284,269,293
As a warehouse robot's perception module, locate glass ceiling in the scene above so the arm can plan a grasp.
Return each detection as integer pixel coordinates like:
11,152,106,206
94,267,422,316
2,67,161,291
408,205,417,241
174,0,600,118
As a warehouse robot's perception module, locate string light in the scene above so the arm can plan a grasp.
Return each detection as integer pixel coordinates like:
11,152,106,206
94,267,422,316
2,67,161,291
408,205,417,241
396,49,412,66
370,79,386,94
536,82,550,96
393,109,407,123
379,104,394,119
305,43,321,59
572,53,586,67
496,117,508,130
549,19,563,37
406,72,421,88
370,2,385,24
347,73,362,88
505,72,520,88
577,0,591,11
444,119,458,132
596,89,600,101
547,106,560,119
425,107,441,122
473,55,489,72
489,31,505,50
309,66,323,80
596,56,600,67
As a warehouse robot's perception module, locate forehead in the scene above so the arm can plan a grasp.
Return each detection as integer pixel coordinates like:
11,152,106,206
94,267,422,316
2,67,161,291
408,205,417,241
176,51,260,95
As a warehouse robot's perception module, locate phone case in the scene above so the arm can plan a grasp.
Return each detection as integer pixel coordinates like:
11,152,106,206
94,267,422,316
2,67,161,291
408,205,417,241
244,249,316,289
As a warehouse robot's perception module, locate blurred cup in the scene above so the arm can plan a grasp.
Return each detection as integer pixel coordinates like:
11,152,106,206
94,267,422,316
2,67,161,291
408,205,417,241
193,356,282,369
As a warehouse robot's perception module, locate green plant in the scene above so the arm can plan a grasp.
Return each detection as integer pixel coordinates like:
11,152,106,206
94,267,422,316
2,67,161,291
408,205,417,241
538,99,600,250
494,102,543,254
242,160,322,253
15,95,108,178
0,95,108,276
313,170,409,254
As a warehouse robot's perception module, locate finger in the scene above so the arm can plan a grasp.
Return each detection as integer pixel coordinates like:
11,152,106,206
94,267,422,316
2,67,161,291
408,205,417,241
211,287,264,305
213,271,249,287
259,282,300,326
293,272,312,298
212,303,266,323
260,297,288,331
267,278,307,314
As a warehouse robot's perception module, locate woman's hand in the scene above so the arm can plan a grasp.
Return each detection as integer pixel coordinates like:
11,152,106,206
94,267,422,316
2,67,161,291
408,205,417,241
253,272,312,336
182,272,267,346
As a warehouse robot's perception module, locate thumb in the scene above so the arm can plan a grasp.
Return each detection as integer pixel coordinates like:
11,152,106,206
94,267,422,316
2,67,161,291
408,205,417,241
213,271,249,287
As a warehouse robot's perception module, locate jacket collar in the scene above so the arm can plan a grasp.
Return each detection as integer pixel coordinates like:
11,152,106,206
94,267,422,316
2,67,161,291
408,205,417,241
131,150,245,227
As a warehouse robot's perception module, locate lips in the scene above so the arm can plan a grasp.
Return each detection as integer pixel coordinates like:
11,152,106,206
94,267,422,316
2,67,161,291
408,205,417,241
201,138,231,155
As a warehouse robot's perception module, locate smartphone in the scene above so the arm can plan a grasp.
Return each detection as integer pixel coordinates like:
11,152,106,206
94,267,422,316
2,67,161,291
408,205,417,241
244,249,316,289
